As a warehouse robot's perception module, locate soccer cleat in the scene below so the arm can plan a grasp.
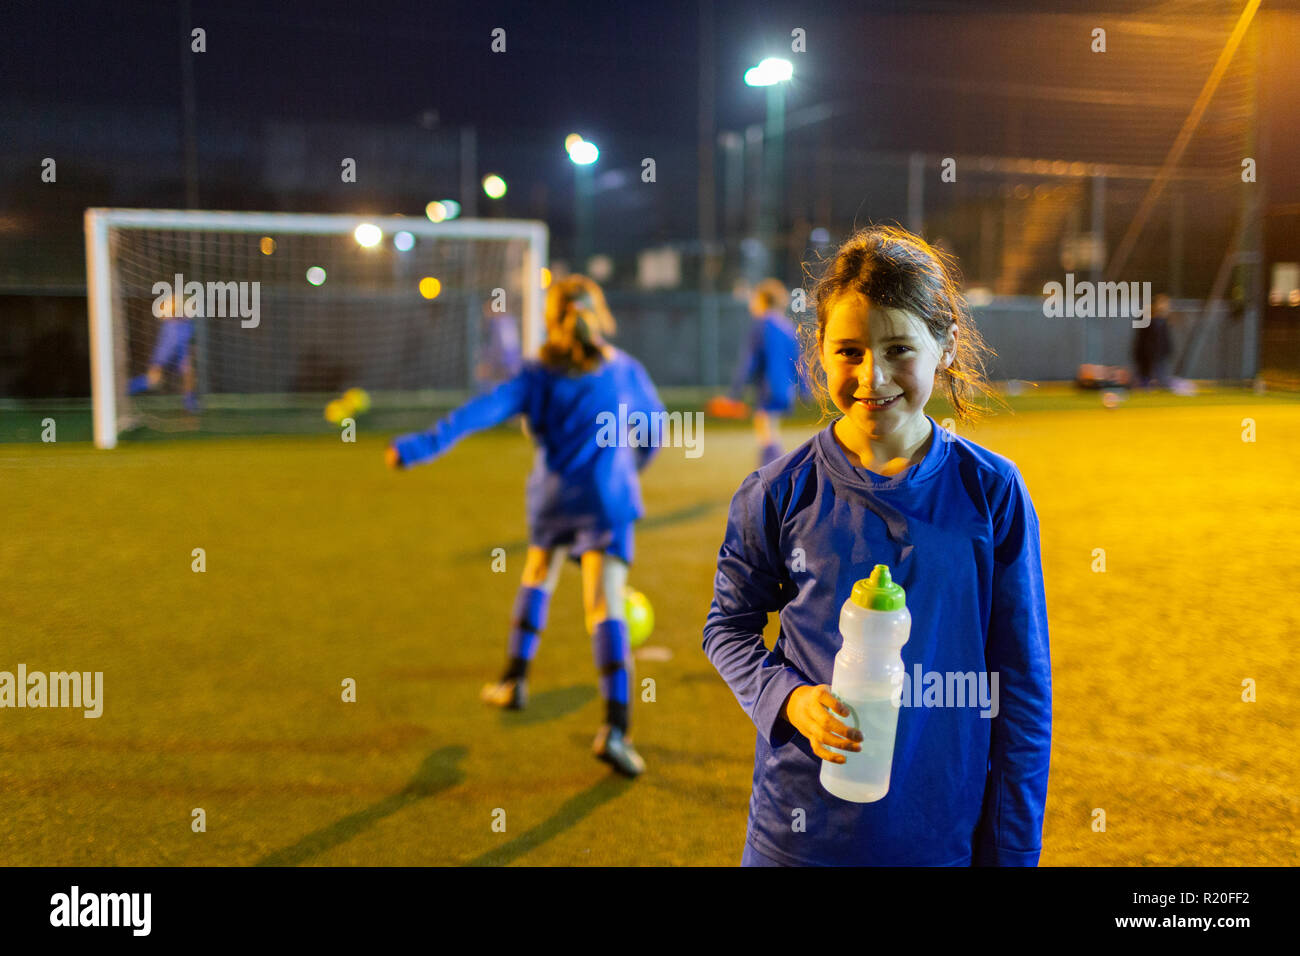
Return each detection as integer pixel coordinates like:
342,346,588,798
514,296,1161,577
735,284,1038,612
480,677,526,710
593,724,645,777
183,393,201,414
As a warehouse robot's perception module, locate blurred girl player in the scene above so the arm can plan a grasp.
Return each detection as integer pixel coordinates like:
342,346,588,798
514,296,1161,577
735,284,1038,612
387,276,664,776
703,227,1051,865
728,278,810,468
128,292,200,413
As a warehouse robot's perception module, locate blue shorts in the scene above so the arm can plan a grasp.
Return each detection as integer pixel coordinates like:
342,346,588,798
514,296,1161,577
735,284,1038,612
150,320,194,371
757,381,796,414
532,521,634,566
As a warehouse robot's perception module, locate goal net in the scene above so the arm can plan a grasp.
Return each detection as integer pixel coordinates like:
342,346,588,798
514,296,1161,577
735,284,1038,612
84,209,547,448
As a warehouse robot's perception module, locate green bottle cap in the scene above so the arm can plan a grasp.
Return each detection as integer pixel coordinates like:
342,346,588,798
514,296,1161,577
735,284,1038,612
850,564,906,611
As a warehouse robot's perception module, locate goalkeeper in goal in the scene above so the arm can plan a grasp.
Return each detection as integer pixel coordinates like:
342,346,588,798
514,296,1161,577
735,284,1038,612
128,291,200,413
386,275,665,777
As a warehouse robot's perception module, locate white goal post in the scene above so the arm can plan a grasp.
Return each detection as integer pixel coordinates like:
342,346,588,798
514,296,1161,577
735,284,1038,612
85,208,547,448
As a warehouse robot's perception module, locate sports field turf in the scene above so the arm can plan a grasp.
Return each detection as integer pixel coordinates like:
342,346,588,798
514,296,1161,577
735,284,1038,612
2,385,1298,865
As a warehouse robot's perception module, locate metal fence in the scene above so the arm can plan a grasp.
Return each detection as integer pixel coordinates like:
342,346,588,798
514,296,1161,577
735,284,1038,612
606,292,1253,389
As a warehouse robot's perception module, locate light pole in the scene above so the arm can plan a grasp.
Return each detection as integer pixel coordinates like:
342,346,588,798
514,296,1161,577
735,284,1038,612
567,135,598,269
745,57,793,270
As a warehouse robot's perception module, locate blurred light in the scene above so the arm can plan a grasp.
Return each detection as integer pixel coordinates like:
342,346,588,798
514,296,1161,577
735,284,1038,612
425,201,447,223
966,287,995,308
394,231,415,252
419,277,442,299
441,199,461,220
810,227,830,244
1291,289,1300,307
541,267,552,289
565,133,584,152
744,57,793,86
482,174,507,199
354,223,383,247
588,254,613,282
568,140,598,165
259,237,276,256
306,267,327,286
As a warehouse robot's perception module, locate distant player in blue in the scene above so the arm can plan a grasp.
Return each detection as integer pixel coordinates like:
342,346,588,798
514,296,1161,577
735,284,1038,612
129,292,200,413
387,275,664,776
703,226,1051,865
474,301,523,394
729,278,810,468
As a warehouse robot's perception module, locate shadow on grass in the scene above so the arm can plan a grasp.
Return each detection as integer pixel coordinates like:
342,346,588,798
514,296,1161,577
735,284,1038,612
255,745,467,866
450,499,727,561
638,498,727,531
499,684,596,726
462,774,633,867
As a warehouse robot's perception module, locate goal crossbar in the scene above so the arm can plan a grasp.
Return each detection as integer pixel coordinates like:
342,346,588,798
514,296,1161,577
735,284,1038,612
84,208,548,448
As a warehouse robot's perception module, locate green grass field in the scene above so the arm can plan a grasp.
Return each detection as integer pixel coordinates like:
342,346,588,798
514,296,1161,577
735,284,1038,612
3,385,1299,866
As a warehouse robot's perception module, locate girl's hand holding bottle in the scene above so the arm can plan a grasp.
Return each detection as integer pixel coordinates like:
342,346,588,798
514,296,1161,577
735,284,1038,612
782,685,862,763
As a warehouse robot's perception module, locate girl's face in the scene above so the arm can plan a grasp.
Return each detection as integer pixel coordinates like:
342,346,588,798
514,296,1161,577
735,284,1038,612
820,292,956,447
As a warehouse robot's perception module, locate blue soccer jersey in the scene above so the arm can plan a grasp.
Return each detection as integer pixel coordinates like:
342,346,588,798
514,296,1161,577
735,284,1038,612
730,311,808,413
149,318,194,371
703,415,1052,866
393,348,665,537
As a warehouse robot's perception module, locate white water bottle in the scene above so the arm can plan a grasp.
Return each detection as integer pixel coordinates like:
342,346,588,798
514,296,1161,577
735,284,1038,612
819,564,911,803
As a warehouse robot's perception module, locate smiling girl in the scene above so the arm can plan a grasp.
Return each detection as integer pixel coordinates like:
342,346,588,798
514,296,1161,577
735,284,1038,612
702,225,1052,866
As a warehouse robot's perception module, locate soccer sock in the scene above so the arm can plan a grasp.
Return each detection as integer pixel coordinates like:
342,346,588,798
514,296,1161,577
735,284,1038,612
606,700,629,734
592,618,630,732
759,442,783,467
503,585,551,681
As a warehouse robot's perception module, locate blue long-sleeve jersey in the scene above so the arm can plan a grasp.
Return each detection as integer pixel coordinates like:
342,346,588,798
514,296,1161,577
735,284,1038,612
729,311,809,412
703,415,1051,866
393,348,665,532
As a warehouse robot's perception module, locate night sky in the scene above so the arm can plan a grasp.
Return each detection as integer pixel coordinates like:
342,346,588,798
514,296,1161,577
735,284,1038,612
11,0,1295,167
3,1,1298,237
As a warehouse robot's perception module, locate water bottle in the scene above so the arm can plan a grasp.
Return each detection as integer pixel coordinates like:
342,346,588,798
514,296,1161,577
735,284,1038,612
819,564,911,803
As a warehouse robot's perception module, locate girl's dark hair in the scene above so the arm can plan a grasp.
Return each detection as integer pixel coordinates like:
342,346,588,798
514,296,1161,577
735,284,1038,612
538,274,616,372
798,224,1003,424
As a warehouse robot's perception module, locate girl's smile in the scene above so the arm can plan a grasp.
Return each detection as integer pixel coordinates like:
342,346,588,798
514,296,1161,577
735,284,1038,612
854,393,903,410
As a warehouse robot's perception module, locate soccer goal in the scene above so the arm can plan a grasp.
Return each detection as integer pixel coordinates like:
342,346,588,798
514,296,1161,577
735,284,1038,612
84,208,547,448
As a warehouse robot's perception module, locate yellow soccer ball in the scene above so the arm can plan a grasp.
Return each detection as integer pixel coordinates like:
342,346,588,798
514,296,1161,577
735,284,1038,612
625,587,654,648
344,387,371,415
324,399,348,424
